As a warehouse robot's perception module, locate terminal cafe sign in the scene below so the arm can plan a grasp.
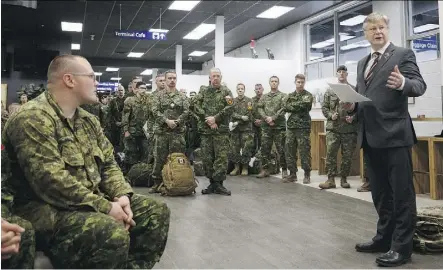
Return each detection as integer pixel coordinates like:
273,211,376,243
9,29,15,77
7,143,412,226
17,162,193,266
114,30,167,40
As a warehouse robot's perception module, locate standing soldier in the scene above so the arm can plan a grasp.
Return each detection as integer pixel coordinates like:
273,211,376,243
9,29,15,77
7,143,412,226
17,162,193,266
108,84,126,152
256,76,288,178
149,70,189,193
229,83,254,176
121,82,150,172
319,66,357,189
193,68,234,195
358,158,371,192
125,76,142,99
146,74,166,164
252,84,263,157
186,91,200,164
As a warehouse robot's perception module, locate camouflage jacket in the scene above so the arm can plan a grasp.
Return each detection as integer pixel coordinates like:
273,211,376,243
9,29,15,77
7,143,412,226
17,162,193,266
80,103,101,118
108,96,125,128
151,90,189,134
321,87,358,133
231,96,253,132
121,93,151,137
257,90,287,130
146,90,164,135
2,91,133,214
193,85,235,135
284,89,313,129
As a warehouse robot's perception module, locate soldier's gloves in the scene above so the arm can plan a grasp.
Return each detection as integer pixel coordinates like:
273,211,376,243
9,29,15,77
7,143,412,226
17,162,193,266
241,116,249,121
249,157,256,167
229,122,238,131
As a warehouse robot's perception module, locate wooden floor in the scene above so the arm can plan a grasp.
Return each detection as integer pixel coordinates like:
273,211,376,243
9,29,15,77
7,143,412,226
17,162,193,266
136,175,443,269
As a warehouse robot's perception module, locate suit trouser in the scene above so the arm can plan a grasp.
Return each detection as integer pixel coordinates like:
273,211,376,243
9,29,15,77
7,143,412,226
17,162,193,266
363,139,416,256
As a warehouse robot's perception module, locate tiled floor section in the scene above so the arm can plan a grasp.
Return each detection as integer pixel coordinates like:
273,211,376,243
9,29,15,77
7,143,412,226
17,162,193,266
133,172,443,269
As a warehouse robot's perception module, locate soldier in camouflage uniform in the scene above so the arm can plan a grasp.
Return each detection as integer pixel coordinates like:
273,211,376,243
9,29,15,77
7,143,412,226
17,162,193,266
252,84,264,157
193,68,234,195
80,94,101,118
319,66,358,189
2,55,170,269
358,157,371,192
150,70,190,193
125,76,142,99
146,74,166,164
121,82,151,171
2,118,36,269
282,74,313,184
256,76,288,178
186,91,200,164
99,95,112,141
108,84,126,151
229,83,254,176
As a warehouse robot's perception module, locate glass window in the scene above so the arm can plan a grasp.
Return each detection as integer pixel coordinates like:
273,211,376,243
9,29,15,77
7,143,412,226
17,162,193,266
305,58,334,80
337,3,373,66
411,33,440,62
409,0,439,36
307,18,335,62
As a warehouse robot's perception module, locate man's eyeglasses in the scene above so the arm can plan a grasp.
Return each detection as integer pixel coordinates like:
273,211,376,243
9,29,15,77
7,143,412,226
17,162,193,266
69,73,97,81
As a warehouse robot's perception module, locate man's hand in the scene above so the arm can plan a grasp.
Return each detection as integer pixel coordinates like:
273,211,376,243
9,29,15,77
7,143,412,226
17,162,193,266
205,116,216,126
387,65,404,89
1,219,24,260
345,116,353,123
331,113,338,120
265,116,273,124
108,201,129,227
166,119,177,129
241,116,249,121
210,123,218,130
114,196,136,230
342,102,355,112
124,131,130,138
254,119,262,126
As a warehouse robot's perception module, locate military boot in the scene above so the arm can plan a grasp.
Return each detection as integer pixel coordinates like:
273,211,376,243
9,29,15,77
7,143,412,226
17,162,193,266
256,169,269,178
303,171,311,184
357,178,371,192
281,169,288,178
241,165,248,176
319,176,336,189
148,178,162,193
340,177,351,188
213,182,231,196
230,164,240,176
202,179,215,195
282,172,297,183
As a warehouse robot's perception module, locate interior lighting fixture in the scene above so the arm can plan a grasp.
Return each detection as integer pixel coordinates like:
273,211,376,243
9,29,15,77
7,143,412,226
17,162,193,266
94,72,103,76
110,77,122,81
61,22,83,32
189,50,208,56
106,67,119,72
340,15,367,26
311,34,355,49
256,6,295,19
140,69,153,75
414,24,439,33
127,52,144,58
168,1,200,11
183,23,215,40
71,43,80,50
149,28,169,33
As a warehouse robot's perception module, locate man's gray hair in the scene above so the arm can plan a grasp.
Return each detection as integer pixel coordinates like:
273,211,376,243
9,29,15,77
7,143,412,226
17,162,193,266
210,67,222,75
363,12,390,30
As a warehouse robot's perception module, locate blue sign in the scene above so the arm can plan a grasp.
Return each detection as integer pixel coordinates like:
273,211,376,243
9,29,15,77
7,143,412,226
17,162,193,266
412,35,438,52
114,30,167,40
97,82,119,91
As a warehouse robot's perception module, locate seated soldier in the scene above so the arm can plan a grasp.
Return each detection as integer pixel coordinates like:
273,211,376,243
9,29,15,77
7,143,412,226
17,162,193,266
2,55,170,269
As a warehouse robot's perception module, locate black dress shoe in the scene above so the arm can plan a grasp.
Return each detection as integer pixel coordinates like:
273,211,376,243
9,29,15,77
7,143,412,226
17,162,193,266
376,250,411,267
355,241,390,253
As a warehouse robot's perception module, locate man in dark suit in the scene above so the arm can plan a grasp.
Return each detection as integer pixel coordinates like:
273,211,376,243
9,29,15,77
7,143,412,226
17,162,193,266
344,13,426,267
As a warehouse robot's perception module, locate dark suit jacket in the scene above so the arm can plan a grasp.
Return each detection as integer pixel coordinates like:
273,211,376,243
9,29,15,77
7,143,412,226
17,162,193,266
355,43,427,149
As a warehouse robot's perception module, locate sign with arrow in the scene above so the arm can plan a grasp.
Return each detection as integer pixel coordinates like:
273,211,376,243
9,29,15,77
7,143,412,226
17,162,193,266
114,30,167,40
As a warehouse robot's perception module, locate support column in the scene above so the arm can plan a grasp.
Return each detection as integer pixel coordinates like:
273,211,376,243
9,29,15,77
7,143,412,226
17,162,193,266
439,0,443,118
151,68,158,91
175,45,183,76
215,15,224,70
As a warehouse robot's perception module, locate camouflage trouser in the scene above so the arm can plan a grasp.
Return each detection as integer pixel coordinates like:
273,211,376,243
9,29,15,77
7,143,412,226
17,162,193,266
110,127,123,152
230,131,254,165
253,126,261,157
152,133,186,180
286,128,311,173
146,134,155,164
261,128,287,170
363,154,368,179
14,194,170,269
124,134,150,165
325,131,357,177
1,205,36,269
201,134,230,182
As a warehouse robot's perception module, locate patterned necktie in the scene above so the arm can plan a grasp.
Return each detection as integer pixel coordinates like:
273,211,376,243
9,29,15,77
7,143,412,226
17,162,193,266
365,52,381,85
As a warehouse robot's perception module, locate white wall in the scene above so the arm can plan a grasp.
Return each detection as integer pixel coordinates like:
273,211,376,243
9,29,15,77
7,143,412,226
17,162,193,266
177,74,209,95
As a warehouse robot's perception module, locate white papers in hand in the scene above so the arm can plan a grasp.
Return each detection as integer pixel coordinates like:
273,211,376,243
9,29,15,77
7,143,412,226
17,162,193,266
327,83,371,102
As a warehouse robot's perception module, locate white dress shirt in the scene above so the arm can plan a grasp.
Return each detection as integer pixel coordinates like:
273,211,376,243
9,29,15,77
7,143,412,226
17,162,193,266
364,41,405,90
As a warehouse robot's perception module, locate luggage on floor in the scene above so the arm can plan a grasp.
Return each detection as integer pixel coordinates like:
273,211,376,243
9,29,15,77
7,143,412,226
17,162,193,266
413,206,443,254
161,153,198,196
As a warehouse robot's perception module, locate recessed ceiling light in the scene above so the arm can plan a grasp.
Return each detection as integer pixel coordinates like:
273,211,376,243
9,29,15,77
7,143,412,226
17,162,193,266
71,43,80,50
146,84,152,86
106,67,119,72
140,69,153,75
169,1,200,11
110,77,122,81
340,15,367,26
414,24,439,33
256,6,295,19
94,72,103,76
149,79,153,82
127,52,144,58
189,50,208,57
183,23,215,40
61,22,83,32
149,28,169,33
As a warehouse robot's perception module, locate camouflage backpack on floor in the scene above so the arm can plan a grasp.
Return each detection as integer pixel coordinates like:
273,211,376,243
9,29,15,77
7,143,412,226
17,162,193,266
126,162,154,187
413,206,443,254
193,161,205,176
161,153,198,196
